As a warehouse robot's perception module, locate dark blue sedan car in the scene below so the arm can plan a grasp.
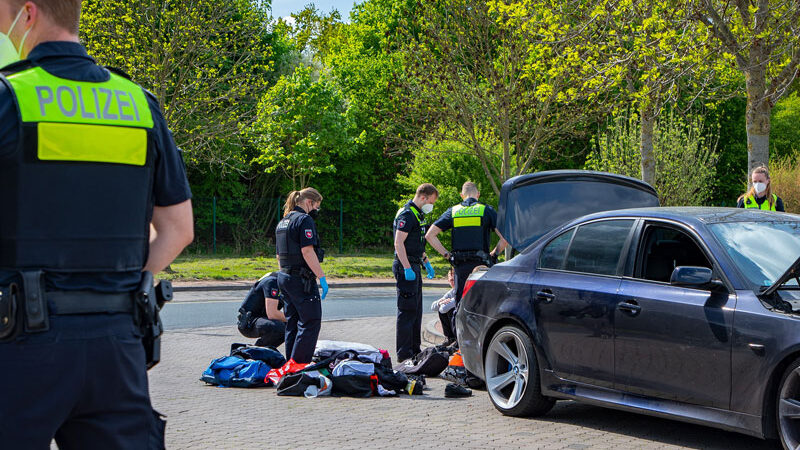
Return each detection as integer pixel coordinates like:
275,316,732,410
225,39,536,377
456,171,800,448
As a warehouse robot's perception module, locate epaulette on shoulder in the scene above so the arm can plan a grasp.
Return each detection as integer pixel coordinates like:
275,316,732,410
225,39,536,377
1,59,35,77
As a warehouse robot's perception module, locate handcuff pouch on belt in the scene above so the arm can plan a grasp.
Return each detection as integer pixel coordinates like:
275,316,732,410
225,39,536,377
0,270,48,342
135,271,174,370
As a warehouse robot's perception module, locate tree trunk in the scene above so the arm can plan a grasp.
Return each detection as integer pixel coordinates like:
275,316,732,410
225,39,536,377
639,104,656,187
745,69,771,174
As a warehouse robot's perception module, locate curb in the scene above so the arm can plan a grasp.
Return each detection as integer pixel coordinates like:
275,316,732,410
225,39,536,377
423,318,447,346
173,280,450,292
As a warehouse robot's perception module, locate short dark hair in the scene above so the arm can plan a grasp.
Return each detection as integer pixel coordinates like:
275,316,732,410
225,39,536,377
416,183,438,197
9,0,81,34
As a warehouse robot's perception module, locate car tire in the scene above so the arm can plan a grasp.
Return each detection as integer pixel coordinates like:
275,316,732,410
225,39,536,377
484,325,554,417
777,357,800,450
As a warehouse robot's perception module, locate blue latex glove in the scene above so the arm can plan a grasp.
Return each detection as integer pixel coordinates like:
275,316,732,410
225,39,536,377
404,267,416,281
320,276,328,300
424,261,435,279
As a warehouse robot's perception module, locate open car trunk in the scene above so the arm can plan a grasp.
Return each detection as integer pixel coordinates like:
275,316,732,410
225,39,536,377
498,170,659,251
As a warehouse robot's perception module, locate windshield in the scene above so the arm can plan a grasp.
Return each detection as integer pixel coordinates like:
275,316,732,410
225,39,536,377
710,221,800,289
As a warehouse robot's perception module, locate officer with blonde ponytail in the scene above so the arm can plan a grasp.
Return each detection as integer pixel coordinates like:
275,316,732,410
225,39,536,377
737,166,785,211
275,188,327,364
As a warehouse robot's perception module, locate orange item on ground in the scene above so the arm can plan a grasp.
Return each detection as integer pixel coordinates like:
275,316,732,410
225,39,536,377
448,351,464,367
265,359,309,385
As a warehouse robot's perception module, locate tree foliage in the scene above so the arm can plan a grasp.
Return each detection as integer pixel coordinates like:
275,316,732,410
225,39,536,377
248,66,355,189
81,0,277,173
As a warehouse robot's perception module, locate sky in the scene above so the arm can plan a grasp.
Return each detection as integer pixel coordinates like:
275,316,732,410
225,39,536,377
270,0,355,22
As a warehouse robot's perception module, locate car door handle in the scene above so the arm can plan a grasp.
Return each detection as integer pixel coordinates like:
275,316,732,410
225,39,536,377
536,290,555,304
618,300,641,316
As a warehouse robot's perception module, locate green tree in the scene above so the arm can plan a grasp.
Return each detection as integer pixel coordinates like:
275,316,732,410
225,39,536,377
249,66,355,189
81,0,276,174
395,0,608,195
586,110,719,206
691,0,800,173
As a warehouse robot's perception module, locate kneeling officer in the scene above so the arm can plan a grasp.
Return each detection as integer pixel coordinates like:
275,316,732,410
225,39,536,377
276,188,328,364
237,272,287,348
0,1,194,448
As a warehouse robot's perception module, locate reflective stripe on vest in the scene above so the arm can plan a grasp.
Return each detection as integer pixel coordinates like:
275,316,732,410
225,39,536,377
744,194,777,211
394,205,426,259
7,66,153,166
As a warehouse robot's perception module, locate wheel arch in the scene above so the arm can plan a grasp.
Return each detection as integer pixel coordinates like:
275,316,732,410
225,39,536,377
481,314,550,375
762,350,800,439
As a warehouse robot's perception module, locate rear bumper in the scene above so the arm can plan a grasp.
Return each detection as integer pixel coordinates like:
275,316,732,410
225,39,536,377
456,307,493,381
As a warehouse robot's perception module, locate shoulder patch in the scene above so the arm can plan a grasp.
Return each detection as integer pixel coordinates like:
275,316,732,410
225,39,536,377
270,288,279,298
305,229,314,239
397,219,406,229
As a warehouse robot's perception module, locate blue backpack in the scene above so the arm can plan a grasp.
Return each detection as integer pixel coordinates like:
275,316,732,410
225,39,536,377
201,356,271,388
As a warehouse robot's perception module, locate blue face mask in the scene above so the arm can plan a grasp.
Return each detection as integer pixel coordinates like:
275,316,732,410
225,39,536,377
0,8,31,69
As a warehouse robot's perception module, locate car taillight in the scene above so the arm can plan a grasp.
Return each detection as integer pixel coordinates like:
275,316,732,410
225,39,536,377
462,269,488,297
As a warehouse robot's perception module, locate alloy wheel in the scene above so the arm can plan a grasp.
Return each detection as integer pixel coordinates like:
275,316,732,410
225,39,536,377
485,329,530,410
780,365,800,449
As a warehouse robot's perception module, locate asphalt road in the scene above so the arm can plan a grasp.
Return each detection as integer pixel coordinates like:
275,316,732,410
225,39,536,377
161,286,449,330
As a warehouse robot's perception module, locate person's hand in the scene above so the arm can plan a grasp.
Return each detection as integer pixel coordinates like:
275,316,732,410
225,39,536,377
424,261,435,279
404,267,416,281
320,276,329,300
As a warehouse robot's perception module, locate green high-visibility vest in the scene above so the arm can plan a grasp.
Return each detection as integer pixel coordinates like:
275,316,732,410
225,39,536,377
0,63,156,272
744,194,777,211
451,203,487,251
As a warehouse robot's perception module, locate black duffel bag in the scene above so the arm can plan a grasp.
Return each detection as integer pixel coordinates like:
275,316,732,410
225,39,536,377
276,372,322,396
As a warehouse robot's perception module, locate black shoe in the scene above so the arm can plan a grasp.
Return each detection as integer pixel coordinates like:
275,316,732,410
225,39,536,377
445,383,472,398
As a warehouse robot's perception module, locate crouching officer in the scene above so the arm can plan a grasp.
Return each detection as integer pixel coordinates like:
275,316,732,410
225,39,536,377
426,182,507,331
276,188,328,364
394,183,438,362
0,1,194,448
237,272,287,348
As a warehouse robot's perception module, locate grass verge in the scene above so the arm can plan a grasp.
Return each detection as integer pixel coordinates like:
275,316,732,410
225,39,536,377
163,253,452,281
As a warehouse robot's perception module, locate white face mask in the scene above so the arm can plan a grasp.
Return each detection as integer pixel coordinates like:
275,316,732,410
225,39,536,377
421,203,434,214
0,8,31,69
754,182,767,195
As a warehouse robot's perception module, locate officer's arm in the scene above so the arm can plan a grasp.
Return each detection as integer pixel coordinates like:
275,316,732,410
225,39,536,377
265,298,287,322
301,246,325,279
425,225,449,258
491,229,509,256
144,199,194,274
394,230,412,269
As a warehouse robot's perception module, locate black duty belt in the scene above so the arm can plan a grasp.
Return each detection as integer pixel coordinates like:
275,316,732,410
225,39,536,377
280,266,314,278
48,291,134,315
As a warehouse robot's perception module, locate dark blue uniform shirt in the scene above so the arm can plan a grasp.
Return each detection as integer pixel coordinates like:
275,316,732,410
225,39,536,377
239,273,284,318
433,197,498,252
0,42,192,292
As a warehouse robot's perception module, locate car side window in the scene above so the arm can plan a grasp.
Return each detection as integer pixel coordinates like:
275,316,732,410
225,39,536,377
563,220,634,276
539,228,575,270
638,224,712,282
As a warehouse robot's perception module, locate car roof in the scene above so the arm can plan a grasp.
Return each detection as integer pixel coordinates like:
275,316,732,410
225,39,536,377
576,206,800,226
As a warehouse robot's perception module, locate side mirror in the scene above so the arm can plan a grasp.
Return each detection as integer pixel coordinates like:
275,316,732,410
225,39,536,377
670,266,721,290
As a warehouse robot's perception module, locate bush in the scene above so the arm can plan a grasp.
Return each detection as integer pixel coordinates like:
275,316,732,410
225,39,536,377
585,111,719,206
768,158,800,214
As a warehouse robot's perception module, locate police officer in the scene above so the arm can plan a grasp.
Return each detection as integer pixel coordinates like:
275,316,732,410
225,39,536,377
0,1,194,448
237,272,287,348
275,188,328,364
426,182,507,333
394,183,438,362
737,165,785,211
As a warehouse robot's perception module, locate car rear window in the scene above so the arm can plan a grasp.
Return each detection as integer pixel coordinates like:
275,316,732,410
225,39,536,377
539,228,575,270
563,220,634,276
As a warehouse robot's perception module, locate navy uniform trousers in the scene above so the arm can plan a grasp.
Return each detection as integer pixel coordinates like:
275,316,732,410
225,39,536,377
0,313,163,450
238,317,286,348
450,259,483,338
393,260,423,362
277,272,321,364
